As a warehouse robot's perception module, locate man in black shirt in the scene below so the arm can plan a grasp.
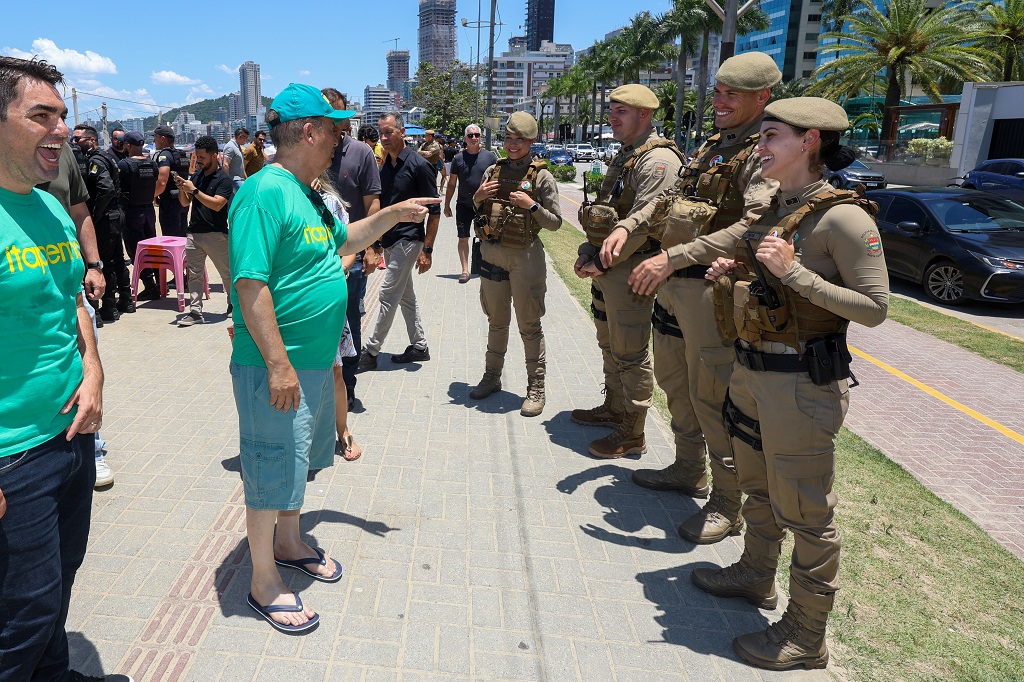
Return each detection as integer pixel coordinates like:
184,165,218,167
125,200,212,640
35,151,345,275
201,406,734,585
174,135,233,326
444,123,497,282
358,112,441,369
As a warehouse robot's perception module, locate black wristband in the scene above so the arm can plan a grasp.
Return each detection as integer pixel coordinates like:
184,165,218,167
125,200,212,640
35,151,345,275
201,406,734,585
592,255,610,273
422,246,433,255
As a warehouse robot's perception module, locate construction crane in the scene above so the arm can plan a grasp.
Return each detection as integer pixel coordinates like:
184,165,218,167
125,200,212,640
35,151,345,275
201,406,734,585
384,38,399,51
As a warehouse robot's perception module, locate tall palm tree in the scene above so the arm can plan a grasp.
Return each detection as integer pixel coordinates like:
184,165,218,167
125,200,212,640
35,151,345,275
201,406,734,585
980,0,1024,81
561,66,592,142
577,41,618,144
808,0,997,138
819,0,861,67
545,75,565,142
658,0,708,148
609,12,676,83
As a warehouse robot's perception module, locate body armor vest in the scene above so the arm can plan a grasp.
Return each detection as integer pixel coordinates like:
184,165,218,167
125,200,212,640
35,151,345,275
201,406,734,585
71,143,88,179
85,148,122,219
581,137,684,247
652,133,759,250
155,147,190,197
731,187,878,351
122,157,158,207
477,158,546,249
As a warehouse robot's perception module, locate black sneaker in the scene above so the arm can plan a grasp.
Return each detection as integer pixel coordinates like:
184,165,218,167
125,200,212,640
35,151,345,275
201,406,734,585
137,288,161,301
99,306,121,322
116,298,136,314
69,671,136,682
94,314,104,328
392,344,430,363
357,350,378,371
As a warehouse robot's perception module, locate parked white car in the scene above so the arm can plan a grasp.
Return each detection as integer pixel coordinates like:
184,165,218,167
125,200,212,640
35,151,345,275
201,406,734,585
575,144,597,161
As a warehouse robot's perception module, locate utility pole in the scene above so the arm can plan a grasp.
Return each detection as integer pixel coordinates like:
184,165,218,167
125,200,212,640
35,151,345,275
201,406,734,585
72,88,80,126
101,102,109,148
484,0,497,148
703,0,759,62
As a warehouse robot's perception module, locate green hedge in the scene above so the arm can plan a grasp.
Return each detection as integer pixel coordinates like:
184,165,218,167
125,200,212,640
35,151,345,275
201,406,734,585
584,171,605,194
550,165,577,183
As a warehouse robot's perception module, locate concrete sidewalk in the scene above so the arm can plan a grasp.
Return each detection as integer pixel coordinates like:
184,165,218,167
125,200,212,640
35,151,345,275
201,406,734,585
71,216,829,681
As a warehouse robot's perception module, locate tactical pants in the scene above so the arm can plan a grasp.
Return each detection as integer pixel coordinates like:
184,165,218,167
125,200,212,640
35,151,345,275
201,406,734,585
654,277,738,493
123,206,157,288
728,362,848,614
590,250,655,413
364,239,427,354
479,239,547,379
94,215,130,308
158,196,188,237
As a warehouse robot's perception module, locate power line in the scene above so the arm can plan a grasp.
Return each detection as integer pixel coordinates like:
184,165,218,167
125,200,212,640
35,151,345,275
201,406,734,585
72,90,179,110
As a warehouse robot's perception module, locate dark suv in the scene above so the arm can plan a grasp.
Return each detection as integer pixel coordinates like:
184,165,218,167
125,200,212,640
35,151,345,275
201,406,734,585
962,159,1024,200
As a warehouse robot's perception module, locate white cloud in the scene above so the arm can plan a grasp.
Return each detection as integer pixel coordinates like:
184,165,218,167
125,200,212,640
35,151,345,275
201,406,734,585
216,63,238,75
186,84,216,103
2,38,116,74
299,70,310,76
151,70,201,85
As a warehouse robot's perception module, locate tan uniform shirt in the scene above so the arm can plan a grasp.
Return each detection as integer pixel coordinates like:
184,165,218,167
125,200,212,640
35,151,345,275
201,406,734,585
418,140,443,165
475,157,563,231
671,178,889,328
579,127,683,264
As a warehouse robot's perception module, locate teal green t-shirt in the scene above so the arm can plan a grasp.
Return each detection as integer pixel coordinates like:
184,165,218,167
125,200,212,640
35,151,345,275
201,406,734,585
229,165,349,370
0,187,84,457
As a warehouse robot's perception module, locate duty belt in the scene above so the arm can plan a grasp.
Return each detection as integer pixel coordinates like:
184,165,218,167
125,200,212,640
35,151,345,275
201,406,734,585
733,340,809,373
479,259,510,282
672,264,709,279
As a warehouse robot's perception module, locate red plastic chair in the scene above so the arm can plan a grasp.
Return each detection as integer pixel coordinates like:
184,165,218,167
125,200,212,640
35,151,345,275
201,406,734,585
131,236,210,312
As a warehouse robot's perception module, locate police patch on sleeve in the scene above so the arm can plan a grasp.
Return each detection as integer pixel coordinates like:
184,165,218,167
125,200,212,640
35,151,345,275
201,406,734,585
862,230,883,256
653,162,668,179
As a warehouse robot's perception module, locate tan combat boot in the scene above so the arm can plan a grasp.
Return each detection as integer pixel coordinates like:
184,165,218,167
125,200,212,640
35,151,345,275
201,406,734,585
588,410,646,458
520,378,545,417
469,369,502,399
678,488,743,544
690,550,778,609
632,461,710,498
570,386,624,427
733,603,829,670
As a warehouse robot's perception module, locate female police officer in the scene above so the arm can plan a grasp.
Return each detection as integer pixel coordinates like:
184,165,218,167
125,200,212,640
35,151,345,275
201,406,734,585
630,97,888,670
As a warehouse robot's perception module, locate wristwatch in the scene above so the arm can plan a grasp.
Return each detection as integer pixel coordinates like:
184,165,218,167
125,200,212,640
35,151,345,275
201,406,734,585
529,202,540,213
422,246,433,255
86,260,104,270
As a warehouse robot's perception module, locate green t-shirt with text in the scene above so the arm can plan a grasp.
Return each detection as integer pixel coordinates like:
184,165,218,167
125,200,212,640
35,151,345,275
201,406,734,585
229,165,348,370
0,187,85,456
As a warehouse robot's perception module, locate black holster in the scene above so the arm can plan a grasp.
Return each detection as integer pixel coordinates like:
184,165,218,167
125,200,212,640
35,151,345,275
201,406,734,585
479,258,510,282
805,334,853,386
652,300,682,338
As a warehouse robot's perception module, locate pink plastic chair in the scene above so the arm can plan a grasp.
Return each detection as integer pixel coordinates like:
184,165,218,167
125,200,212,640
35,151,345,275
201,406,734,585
131,236,210,312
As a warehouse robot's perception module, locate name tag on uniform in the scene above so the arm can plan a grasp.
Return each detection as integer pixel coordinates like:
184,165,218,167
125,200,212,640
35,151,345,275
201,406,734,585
741,230,762,241
784,195,801,206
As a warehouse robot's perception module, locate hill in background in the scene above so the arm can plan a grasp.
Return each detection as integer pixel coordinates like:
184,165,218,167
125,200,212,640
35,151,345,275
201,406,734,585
110,95,274,131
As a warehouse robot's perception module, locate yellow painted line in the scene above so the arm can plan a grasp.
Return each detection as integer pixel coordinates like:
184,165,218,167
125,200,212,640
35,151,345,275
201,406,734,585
850,345,1024,446
560,193,582,207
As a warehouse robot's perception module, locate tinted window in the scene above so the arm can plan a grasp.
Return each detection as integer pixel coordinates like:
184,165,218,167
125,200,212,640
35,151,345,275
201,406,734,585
926,196,1024,231
884,197,929,226
848,160,869,170
1004,161,1024,176
980,161,1008,175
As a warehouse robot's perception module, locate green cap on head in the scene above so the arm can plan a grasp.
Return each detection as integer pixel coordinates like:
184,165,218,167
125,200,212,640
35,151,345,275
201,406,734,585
269,83,355,127
763,97,850,132
715,52,783,91
506,111,538,139
609,84,659,110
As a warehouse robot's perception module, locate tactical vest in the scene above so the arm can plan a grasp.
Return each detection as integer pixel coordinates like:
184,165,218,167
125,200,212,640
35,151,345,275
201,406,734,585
477,158,547,249
731,187,878,351
155,147,190,196
71,143,89,179
122,157,159,207
580,137,684,247
85,148,122,220
652,133,759,250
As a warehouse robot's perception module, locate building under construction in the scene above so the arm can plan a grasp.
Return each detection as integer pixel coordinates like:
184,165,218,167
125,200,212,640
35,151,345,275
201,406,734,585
418,0,457,71
387,50,411,94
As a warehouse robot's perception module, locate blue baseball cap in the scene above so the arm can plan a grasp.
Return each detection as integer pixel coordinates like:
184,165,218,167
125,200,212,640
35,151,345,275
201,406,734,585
269,83,356,126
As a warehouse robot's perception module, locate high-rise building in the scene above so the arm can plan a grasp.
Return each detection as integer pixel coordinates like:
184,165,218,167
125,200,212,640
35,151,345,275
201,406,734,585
363,85,398,124
418,0,457,70
488,40,573,124
238,61,261,119
387,50,411,94
228,91,241,121
525,0,555,51
734,0,820,81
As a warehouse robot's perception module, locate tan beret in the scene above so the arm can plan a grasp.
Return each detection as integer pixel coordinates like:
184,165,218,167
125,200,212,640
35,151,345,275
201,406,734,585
609,84,659,110
506,111,538,139
763,97,850,132
715,51,782,91
425,129,435,135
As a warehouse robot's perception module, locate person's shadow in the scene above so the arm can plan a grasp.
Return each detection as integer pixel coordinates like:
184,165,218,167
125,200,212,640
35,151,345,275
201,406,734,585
543,410,641,461
447,381,518,414
67,631,106,677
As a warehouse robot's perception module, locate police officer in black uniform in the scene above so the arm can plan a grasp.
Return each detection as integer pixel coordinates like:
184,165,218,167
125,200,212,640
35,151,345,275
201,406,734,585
118,131,160,299
109,128,128,161
153,124,189,238
76,125,132,319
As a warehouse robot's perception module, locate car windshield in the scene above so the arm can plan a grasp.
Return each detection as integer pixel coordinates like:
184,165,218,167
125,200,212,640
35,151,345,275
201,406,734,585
848,160,869,170
578,145,594,150
928,196,1024,231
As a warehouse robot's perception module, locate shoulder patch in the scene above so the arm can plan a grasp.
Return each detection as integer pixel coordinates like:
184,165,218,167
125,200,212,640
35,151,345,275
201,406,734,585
652,162,668,179
862,230,883,256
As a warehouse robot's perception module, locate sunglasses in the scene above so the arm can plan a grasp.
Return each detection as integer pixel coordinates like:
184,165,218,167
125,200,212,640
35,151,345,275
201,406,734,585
306,190,336,228
466,133,481,138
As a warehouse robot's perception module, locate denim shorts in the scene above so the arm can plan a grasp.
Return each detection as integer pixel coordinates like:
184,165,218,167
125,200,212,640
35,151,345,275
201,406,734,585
229,362,335,510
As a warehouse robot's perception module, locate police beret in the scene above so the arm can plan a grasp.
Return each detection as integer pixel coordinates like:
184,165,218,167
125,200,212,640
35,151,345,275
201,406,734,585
154,124,175,138
609,84,659,110
425,129,435,136
715,52,782,91
125,131,145,146
505,111,538,139
763,97,850,132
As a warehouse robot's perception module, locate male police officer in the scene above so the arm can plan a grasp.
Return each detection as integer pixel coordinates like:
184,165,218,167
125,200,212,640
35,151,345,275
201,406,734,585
153,124,189,237
108,128,127,161
470,111,562,416
118,131,159,298
571,84,684,458
77,125,132,321
603,53,781,544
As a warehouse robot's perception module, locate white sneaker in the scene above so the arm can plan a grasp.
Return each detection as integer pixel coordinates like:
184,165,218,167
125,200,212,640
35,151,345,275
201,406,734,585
95,455,114,487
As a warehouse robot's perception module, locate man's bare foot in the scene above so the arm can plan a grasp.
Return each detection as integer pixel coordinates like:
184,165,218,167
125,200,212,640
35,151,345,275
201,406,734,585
274,540,339,579
249,587,316,628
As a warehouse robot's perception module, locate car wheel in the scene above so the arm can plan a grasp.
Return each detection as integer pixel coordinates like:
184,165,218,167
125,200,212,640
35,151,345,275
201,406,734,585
829,176,843,189
923,260,967,305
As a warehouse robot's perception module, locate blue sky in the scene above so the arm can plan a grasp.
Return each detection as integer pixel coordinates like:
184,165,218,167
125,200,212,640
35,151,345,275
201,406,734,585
1,0,672,122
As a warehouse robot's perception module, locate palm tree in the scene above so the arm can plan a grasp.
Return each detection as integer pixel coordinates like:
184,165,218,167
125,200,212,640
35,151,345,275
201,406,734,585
658,0,708,148
561,66,591,142
980,0,1024,81
545,75,565,142
808,0,998,139
819,0,861,67
609,12,676,83
577,41,619,144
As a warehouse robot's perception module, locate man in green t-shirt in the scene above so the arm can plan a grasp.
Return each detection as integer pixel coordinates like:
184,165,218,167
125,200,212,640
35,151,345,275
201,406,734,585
229,82,438,634
0,56,114,682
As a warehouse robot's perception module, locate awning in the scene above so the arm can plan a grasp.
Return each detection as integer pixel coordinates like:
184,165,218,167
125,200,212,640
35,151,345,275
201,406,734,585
405,125,426,135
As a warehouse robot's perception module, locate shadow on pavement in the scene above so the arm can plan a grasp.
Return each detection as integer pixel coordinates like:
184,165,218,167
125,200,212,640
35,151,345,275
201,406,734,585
67,631,105,677
446,381,519,414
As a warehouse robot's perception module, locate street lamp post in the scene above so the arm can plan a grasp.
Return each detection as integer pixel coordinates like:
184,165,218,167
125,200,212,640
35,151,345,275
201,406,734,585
484,0,497,149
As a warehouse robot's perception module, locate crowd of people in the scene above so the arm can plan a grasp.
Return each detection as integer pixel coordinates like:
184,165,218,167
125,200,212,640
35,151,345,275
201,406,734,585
1,47,891,679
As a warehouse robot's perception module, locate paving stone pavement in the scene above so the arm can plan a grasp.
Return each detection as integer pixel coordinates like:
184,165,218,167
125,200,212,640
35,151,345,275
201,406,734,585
70,213,832,681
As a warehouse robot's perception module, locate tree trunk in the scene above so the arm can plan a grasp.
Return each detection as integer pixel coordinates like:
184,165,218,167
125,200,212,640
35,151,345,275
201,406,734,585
674,43,687,149
599,86,607,148
695,29,710,142
553,94,561,142
880,68,902,160
592,82,598,144
1005,45,1014,82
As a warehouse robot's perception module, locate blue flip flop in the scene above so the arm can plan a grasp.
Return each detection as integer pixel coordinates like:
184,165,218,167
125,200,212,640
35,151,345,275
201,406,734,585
274,546,343,583
246,592,319,634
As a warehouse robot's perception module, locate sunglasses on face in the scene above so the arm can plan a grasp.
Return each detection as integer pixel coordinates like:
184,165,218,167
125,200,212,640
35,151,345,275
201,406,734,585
466,133,481,138
306,190,336,228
